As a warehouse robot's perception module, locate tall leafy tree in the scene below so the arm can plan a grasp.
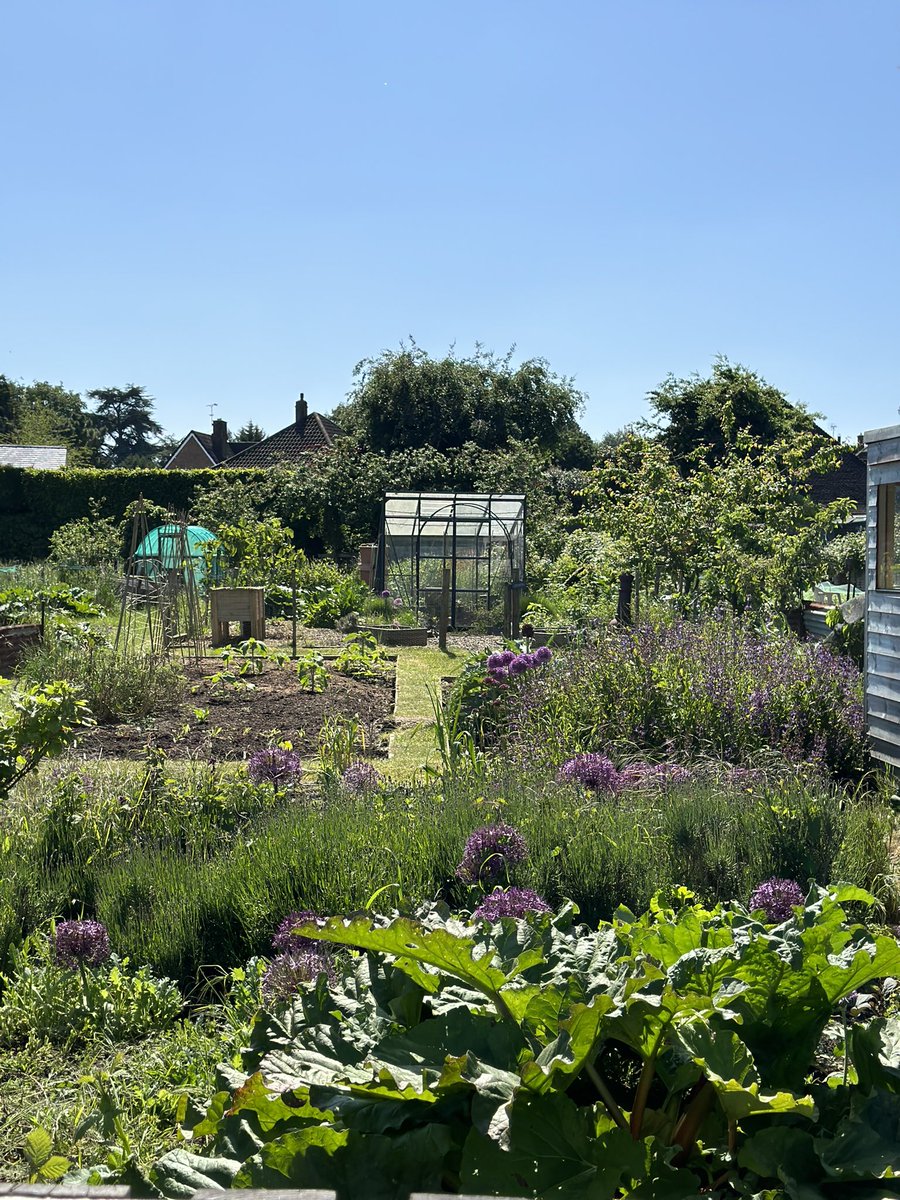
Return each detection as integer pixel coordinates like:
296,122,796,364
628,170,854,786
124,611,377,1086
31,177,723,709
332,343,595,466
89,384,163,466
649,357,818,468
236,420,265,442
0,376,100,464
580,430,850,612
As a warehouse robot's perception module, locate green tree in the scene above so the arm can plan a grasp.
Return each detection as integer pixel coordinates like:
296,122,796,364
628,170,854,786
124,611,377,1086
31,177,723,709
333,343,593,464
0,377,100,464
649,357,817,468
236,420,265,441
580,430,851,612
88,384,164,466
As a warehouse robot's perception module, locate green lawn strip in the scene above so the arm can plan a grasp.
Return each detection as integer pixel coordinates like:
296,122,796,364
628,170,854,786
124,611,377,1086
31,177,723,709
384,647,468,779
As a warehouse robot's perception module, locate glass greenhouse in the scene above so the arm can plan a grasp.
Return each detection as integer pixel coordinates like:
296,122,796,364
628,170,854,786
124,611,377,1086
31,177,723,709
377,493,526,628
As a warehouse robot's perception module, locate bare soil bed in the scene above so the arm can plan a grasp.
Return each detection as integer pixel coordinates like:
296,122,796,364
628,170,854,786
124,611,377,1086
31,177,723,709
83,658,395,760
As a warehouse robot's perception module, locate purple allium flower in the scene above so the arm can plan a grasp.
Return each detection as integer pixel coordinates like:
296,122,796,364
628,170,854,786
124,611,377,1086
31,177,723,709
261,950,335,1004
534,645,552,664
748,877,805,922
498,650,516,666
380,589,391,599
272,910,323,954
248,747,303,787
340,760,381,793
487,652,506,671
508,655,531,677
54,919,111,969
557,753,622,794
392,596,403,609
472,888,552,922
456,822,529,885
487,669,508,686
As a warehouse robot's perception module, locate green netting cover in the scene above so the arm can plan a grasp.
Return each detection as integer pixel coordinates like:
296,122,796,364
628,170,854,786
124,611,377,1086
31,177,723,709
134,524,217,582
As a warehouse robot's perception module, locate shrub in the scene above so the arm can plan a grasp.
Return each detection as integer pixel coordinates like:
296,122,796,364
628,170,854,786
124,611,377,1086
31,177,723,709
48,509,122,567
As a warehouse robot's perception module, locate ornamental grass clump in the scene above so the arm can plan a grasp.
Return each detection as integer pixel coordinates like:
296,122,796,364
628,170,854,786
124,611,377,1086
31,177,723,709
456,822,528,885
248,747,303,788
557,752,622,794
749,876,806,922
472,887,551,922
54,919,111,968
619,761,694,790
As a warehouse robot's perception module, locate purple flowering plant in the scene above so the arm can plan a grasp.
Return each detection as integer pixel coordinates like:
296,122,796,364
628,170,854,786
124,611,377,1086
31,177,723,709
472,887,552,922
456,822,528,886
262,949,335,1005
54,919,111,969
248,747,303,788
340,760,382,794
502,617,867,781
748,877,805,923
557,753,622,794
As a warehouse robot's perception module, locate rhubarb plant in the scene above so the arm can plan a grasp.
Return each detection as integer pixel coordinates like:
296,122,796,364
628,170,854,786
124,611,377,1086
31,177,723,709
151,888,900,1199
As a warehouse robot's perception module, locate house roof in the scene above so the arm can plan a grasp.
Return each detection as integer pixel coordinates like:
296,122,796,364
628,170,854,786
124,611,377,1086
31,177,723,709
0,445,68,469
219,412,342,467
163,430,257,468
808,442,867,512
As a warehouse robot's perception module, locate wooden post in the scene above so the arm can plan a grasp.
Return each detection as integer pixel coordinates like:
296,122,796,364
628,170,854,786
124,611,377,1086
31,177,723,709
616,572,634,625
439,564,451,651
291,565,298,660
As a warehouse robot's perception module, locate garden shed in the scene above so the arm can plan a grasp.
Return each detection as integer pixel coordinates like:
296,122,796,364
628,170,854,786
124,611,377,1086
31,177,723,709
863,424,900,767
377,492,526,628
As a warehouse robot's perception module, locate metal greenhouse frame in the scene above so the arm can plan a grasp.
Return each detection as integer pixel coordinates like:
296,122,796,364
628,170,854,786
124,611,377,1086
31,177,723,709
376,492,526,629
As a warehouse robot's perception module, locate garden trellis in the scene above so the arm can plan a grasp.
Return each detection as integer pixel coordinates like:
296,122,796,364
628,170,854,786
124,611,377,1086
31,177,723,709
116,503,208,660
377,492,526,628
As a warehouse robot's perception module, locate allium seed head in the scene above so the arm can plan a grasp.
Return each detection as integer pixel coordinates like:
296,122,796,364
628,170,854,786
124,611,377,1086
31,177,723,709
261,950,335,1004
557,753,622,794
748,877,805,923
54,919,111,969
456,822,528,885
340,760,381,793
472,888,552,922
248,747,303,787
272,910,323,954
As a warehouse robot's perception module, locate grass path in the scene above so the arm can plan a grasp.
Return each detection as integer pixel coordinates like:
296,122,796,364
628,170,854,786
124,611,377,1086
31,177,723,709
386,647,467,778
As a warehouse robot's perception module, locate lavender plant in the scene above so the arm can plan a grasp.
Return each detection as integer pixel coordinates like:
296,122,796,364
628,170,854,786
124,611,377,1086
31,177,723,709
504,615,867,779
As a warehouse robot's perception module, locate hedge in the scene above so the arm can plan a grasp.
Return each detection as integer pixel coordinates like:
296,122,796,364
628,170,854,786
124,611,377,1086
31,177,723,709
0,467,271,560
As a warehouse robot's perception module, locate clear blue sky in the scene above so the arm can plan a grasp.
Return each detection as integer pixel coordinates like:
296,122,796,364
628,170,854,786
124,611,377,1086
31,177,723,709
2,1,897,443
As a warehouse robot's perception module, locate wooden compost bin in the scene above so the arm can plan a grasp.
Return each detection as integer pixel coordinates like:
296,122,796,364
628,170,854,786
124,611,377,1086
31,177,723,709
210,587,265,647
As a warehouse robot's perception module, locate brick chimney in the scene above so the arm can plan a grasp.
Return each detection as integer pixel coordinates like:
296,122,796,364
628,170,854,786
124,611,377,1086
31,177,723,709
211,418,228,462
295,393,307,431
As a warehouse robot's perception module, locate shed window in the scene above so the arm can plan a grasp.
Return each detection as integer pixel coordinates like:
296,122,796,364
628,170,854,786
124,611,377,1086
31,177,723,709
877,483,900,590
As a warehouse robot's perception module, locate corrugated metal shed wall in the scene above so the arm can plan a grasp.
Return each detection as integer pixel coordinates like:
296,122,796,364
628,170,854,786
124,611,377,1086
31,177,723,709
865,428,900,768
